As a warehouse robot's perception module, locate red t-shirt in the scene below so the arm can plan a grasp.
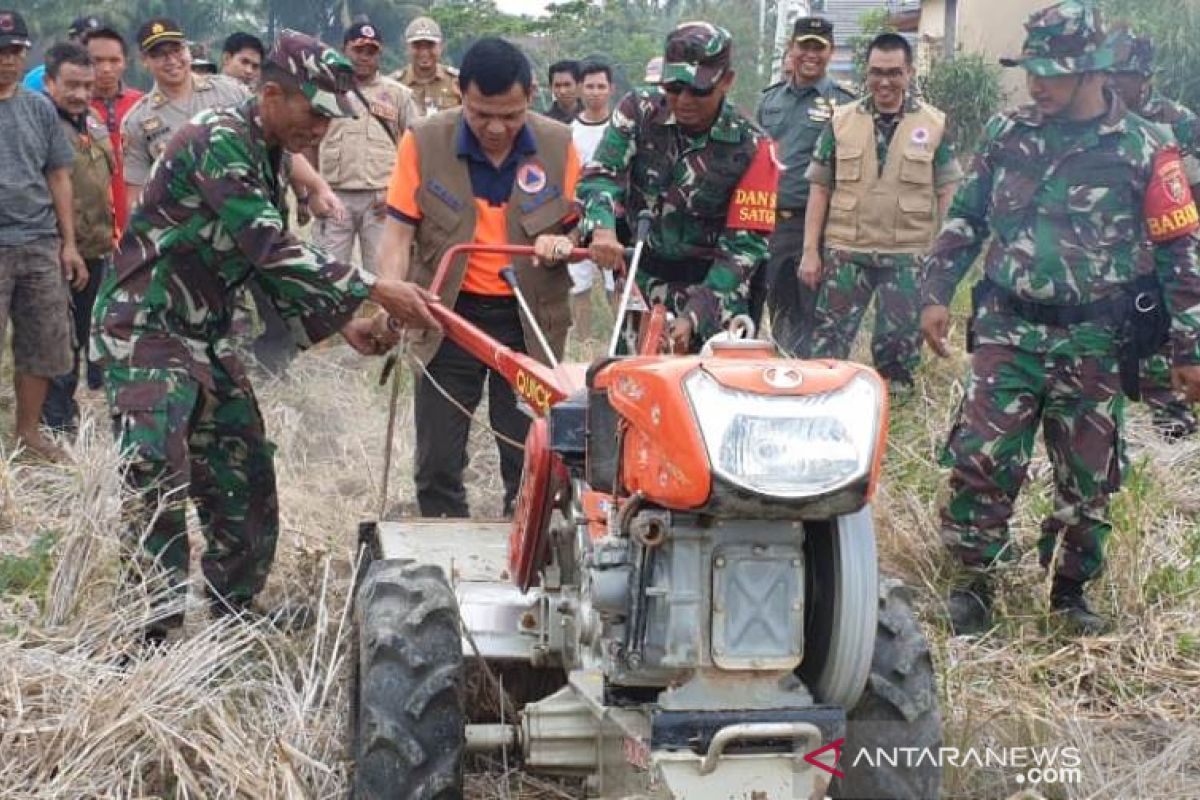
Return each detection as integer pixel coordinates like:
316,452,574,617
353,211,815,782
91,85,144,236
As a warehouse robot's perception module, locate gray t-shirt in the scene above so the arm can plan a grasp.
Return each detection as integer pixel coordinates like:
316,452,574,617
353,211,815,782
0,88,74,246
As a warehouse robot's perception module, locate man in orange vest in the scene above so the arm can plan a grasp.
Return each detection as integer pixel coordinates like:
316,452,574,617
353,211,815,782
378,37,581,518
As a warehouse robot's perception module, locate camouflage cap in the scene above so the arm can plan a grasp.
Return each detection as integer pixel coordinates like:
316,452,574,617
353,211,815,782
405,16,442,44
1000,0,1115,76
267,30,357,118
661,21,733,89
1108,27,1154,76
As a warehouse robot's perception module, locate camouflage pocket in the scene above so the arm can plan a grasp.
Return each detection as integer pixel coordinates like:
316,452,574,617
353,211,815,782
110,375,199,470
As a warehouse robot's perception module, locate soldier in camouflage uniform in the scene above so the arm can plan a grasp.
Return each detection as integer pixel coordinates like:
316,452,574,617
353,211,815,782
920,1,1200,636
578,22,779,351
93,31,439,638
1108,28,1200,440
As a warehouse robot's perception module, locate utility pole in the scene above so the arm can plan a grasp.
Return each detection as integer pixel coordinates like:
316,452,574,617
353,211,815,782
771,0,810,83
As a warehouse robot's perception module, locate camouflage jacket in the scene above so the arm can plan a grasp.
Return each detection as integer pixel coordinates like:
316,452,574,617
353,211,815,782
1140,92,1200,189
923,93,1200,362
93,97,373,391
576,88,774,337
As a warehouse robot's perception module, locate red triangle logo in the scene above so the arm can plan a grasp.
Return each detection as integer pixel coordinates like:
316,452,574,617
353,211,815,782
804,737,844,779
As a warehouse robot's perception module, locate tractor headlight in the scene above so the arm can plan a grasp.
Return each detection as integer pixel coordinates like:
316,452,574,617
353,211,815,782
684,370,882,498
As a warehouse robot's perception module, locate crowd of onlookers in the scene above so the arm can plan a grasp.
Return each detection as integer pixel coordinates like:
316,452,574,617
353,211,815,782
0,8,646,461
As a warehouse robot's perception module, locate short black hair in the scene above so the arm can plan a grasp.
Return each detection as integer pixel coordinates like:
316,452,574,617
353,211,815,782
867,32,913,65
223,31,264,58
45,41,92,79
81,26,126,54
580,61,611,83
458,37,532,96
548,59,581,83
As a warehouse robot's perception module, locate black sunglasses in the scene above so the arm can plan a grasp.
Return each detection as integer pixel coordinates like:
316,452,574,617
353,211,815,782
662,81,717,98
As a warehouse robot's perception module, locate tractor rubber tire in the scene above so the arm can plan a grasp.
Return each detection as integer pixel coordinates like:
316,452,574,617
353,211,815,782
831,579,942,800
352,560,465,800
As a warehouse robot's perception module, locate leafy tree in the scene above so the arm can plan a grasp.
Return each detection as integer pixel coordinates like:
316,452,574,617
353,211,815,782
1099,0,1200,111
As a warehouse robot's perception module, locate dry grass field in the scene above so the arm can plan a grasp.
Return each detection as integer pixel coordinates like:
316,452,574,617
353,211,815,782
2,295,1199,799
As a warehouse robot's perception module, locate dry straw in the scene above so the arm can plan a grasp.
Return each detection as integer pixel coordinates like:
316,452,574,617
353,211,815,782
1,340,1198,798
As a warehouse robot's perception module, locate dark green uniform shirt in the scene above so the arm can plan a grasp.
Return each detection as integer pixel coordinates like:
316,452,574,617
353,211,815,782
756,75,854,209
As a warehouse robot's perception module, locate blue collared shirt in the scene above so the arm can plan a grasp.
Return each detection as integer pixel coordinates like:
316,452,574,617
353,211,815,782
456,118,538,206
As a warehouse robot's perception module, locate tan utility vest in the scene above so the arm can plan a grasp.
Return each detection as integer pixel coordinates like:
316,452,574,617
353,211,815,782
824,99,946,254
407,109,573,365
61,111,116,259
320,75,413,190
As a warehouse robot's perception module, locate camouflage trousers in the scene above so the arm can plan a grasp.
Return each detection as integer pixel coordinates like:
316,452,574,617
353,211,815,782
1141,348,1198,434
807,249,923,383
107,362,279,617
939,345,1125,583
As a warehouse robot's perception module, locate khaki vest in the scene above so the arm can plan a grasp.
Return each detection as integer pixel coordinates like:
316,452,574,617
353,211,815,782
320,76,414,190
407,110,573,365
62,112,116,259
824,99,946,254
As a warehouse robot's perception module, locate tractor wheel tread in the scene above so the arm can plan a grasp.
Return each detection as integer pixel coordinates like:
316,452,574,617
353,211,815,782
832,579,942,800
352,560,465,800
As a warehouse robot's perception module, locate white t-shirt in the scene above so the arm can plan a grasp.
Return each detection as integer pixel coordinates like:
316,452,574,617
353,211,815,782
571,113,610,165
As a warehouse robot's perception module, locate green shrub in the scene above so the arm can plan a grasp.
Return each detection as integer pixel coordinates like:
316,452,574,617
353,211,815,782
922,52,1005,158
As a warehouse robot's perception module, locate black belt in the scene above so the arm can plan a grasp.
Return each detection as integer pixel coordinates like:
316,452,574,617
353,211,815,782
969,275,1169,402
455,291,518,310
777,206,805,220
979,278,1125,327
640,252,713,285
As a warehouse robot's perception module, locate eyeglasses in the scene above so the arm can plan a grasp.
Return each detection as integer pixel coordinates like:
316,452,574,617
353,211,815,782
662,81,716,98
146,43,188,62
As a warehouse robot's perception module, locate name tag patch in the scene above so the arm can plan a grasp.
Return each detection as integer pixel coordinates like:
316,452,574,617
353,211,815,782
427,178,464,213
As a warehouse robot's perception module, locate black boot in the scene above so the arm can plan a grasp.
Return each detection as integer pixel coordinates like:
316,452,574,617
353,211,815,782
1152,405,1198,442
1050,576,1109,636
210,594,315,633
946,571,994,635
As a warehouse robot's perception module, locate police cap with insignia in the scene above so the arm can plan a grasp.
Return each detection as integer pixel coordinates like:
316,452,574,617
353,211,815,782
0,9,31,49
267,29,358,119
137,17,187,54
405,16,443,44
345,21,383,49
793,16,834,47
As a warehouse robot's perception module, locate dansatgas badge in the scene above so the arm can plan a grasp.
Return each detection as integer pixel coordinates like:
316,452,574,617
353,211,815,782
517,162,548,194
726,139,781,233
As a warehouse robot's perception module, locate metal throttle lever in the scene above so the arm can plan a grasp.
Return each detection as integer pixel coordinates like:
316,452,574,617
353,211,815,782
500,267,560,370
608,210,654,357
